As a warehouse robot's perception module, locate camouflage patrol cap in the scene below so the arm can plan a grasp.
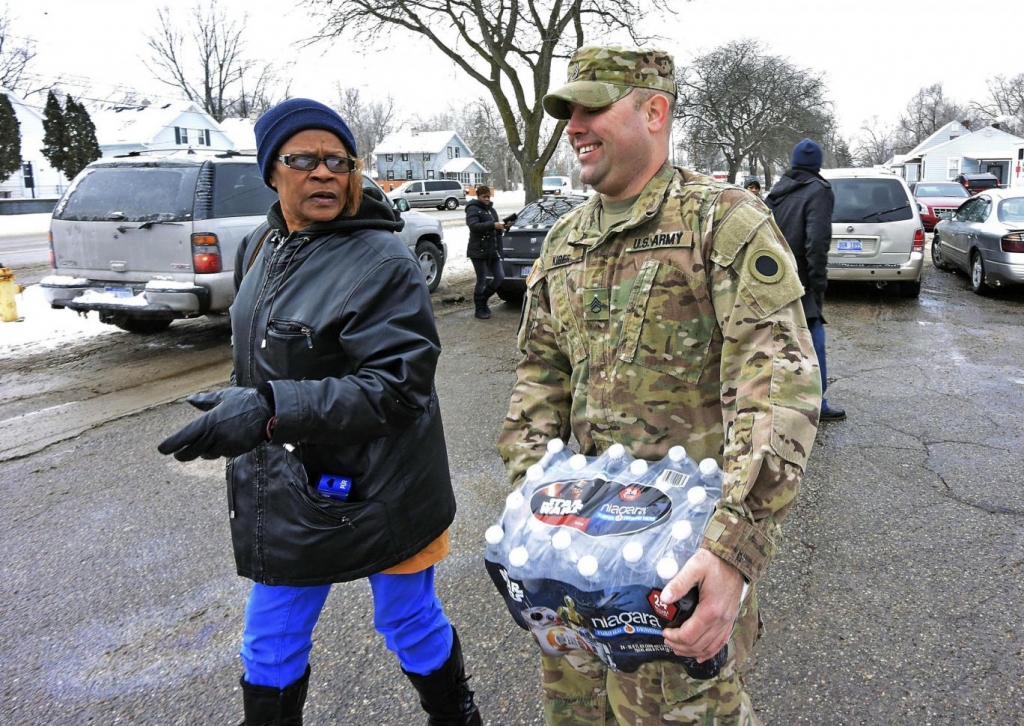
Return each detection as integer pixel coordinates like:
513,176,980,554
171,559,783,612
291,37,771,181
543,45,676,120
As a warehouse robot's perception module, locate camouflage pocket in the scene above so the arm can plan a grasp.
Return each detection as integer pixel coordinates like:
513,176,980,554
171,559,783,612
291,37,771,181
618,259,714,383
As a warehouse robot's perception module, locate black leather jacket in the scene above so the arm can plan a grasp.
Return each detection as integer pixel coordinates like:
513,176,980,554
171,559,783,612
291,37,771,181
227,192,456,586
765,168,834,321
465,198,502,260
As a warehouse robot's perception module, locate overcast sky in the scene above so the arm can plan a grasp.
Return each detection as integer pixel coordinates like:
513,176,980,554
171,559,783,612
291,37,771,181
11,0,1023,140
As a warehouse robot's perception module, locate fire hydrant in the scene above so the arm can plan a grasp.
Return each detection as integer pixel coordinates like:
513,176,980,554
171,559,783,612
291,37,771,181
0,265,25,322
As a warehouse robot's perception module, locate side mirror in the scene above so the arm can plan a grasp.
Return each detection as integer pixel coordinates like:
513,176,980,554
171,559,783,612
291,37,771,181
394,198,410,213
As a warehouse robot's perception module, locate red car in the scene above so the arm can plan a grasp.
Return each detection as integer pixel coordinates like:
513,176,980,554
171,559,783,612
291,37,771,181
908,181,971,232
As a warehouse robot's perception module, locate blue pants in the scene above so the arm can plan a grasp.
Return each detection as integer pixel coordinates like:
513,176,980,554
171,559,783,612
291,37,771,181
472,256,505,297
809,316,828,398
240,567,454,688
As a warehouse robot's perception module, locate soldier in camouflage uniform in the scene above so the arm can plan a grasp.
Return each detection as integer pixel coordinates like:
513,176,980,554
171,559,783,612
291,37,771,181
496,45,822,725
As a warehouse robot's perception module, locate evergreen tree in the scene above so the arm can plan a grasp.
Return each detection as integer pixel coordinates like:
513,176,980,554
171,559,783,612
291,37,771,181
0,92,22,182
41,90,68,175
62,96,101,180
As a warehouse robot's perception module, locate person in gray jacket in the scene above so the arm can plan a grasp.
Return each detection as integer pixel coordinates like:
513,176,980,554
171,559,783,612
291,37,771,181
765,138,845,421
158,98,482,726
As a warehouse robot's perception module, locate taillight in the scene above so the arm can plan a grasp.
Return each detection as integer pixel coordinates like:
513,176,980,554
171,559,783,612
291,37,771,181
1002,232,1024,253
48,230,55,269
191,232,222,274
912,228,925,253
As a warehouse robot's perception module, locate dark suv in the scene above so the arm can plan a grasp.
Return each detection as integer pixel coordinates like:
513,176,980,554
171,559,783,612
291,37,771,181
954,172,1001,195
496,194,589,303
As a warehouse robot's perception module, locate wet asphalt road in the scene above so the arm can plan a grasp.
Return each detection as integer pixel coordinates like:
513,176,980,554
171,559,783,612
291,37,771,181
0,254,1022,725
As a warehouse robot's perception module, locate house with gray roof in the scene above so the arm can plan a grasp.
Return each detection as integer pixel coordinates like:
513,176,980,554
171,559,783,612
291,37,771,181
915,125,1024,186
373,130,487,187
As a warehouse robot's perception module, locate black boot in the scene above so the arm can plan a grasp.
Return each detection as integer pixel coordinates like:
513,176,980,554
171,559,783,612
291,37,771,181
237,665,310,726
473,294,491,320
403,628,482,726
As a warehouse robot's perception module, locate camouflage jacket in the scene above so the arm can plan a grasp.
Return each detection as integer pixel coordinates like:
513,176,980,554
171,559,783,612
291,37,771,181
497,164,822,584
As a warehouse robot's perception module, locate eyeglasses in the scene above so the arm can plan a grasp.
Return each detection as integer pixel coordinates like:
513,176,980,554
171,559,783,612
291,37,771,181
277,154,358,174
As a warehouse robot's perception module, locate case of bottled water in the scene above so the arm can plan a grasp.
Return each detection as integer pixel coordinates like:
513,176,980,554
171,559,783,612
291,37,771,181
484,440,728,676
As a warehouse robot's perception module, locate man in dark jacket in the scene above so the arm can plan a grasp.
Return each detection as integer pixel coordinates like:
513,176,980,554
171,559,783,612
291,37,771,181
765,138,845,421
465,185,505,319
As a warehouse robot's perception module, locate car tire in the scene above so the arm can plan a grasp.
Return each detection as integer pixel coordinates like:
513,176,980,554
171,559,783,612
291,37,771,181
112,314,173,335
897,279,922,298
495,286,525,305
415,241,442,293
930,235,952,271
970,250,990,296
444,197,459,210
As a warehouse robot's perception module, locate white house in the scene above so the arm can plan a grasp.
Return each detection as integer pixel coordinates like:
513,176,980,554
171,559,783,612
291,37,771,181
0,88,72,199
91,100,235,157
896,120,971,182
1011,141,1024,188
373,130,488,187
915,125,1024,185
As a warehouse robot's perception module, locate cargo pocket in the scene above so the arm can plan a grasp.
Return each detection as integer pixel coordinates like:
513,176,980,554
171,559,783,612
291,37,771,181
618,259,714,384
548,267,589,366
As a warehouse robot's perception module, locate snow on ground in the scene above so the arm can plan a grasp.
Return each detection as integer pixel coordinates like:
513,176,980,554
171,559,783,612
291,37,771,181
0,210,483,358
0,212,52,236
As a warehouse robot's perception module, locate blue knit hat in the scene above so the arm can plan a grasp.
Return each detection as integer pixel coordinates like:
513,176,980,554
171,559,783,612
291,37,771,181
791,138,823,171
254,98,358,186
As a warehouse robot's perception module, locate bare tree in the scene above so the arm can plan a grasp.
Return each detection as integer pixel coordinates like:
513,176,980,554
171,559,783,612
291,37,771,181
145,0,281,121
307,0,674,201
972,73,1024,136
335,85,398,169
852,116,899,167
0,8,37,95
897,83,971,149
675,39,832,183
458,98,524,190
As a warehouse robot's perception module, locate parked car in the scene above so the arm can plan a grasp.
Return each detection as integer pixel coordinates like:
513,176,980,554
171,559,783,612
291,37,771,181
931,189,1024,294
820,168,925,298
42,151,277,334
954,172,1001,195
387,179,466,209
361,176,446,292
496,194,589,303
908,181,970,232
41,155,446,334
542,176,572,195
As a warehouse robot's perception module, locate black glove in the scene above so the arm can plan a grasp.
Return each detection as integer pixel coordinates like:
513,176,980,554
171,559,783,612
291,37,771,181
158,387,272,462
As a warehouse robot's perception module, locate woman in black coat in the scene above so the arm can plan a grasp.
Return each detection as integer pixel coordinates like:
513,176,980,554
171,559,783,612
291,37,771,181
157,98,482,726
464,184,506,319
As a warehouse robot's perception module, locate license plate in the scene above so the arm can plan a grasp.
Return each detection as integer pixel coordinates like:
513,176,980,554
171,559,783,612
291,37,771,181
520,265,533,277
837,239,862,252
104,286,132,298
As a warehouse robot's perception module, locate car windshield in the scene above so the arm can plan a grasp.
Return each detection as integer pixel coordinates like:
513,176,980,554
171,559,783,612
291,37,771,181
516,197,586,226
915,183,969,198
54,165,201,222
997,197,1024,224
543,177,565,186
831,178,914,223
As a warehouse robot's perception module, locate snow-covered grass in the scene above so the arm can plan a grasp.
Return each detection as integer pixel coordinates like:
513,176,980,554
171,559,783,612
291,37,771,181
0,212,52,237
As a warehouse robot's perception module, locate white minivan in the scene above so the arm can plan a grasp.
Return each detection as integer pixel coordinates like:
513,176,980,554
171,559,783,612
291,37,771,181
542,176,572,196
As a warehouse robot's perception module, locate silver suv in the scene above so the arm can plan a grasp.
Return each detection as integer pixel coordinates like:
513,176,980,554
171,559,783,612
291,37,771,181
820,168,925,298
41,154,446,334
387,179,466,210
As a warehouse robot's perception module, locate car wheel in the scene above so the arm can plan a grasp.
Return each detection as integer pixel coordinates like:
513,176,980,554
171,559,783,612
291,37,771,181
897,279,922,298
970,251,990,295
416,241,442,293
930,235,951,271
495,286,525,305
444,197,459,210
112,314,173,335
